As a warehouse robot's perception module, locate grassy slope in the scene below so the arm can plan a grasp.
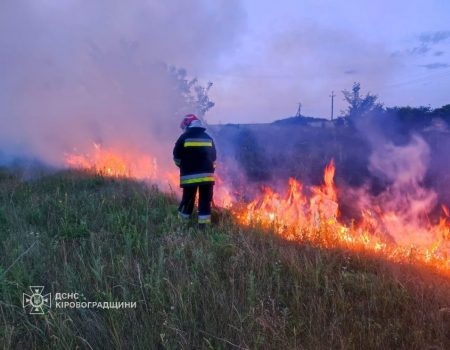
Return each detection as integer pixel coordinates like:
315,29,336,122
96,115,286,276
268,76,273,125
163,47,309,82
0,169,449,350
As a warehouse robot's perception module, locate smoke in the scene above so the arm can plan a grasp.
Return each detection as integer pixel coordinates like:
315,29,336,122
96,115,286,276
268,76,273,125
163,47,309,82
347,113,441,246
368,135,438,245
0,0,245,166
369,135,430,188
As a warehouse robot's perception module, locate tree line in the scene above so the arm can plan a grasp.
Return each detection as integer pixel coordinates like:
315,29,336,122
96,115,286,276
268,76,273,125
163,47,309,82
340,82,450,130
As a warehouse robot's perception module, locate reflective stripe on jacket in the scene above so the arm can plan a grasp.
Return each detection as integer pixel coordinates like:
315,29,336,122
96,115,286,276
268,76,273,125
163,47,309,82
173,127,216,187
180,173,215,185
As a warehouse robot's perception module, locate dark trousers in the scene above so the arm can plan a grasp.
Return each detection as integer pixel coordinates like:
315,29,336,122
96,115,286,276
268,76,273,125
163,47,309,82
178,184,214,223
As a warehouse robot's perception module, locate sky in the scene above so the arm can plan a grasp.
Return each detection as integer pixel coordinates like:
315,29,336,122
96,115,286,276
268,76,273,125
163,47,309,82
1,0,450,141
204,0,450,123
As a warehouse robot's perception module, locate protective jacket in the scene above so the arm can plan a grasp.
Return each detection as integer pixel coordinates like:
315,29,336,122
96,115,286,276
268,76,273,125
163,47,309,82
173,127,216,187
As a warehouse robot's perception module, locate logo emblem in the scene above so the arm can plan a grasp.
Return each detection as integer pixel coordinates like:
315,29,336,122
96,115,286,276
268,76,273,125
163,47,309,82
23,286,52,314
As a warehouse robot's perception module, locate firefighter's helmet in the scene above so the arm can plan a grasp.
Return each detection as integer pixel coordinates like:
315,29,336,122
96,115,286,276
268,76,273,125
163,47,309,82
180,114,202,130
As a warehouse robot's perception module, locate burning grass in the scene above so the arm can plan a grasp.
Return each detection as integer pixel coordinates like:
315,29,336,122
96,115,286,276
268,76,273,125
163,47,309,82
234,161,450,276
0,168,449,349
65,145,450,276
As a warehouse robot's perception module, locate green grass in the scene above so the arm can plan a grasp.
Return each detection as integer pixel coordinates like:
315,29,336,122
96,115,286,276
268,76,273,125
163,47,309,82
0,168,449,349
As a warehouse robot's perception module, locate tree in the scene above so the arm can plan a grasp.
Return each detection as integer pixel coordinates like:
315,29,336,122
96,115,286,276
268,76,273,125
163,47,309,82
432,104,450,124
384,104,450,129
342,82,383,120
168,66,215,119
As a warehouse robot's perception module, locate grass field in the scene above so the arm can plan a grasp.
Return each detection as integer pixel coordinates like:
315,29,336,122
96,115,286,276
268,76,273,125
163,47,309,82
0,168,449,349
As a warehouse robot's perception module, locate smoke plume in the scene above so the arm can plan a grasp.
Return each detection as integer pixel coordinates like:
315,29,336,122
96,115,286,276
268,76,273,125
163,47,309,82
347,112,443,247
0,0,245,166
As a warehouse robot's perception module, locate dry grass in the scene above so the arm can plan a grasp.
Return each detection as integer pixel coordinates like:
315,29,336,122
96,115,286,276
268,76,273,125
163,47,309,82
0,168,449,349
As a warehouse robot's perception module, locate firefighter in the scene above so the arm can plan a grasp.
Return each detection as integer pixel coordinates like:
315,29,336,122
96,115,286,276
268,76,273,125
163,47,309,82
173,114,216,228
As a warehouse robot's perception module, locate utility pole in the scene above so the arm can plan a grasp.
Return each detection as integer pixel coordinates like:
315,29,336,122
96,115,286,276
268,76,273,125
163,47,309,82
295,102,302,117
330,91,336,120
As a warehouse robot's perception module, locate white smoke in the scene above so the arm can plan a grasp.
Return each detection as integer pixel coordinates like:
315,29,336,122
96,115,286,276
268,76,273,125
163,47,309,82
353,134,439,246
0,0,245,166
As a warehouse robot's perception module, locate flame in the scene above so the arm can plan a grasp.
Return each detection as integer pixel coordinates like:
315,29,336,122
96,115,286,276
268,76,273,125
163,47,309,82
64,143,234,205
234,161,449,274
64,143,177,189
65,145,449,274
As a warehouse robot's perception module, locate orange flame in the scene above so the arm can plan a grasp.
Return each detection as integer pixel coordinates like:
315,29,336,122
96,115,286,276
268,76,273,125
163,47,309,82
64,143,234,205
64,145,449,274
234,160,449,274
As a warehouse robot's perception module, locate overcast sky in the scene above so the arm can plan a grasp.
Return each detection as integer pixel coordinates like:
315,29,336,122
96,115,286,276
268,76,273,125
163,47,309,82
1,0,449,129
204,0,450,123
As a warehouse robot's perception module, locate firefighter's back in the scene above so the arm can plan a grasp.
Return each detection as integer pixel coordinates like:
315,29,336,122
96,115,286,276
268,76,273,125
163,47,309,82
180,128,215,177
